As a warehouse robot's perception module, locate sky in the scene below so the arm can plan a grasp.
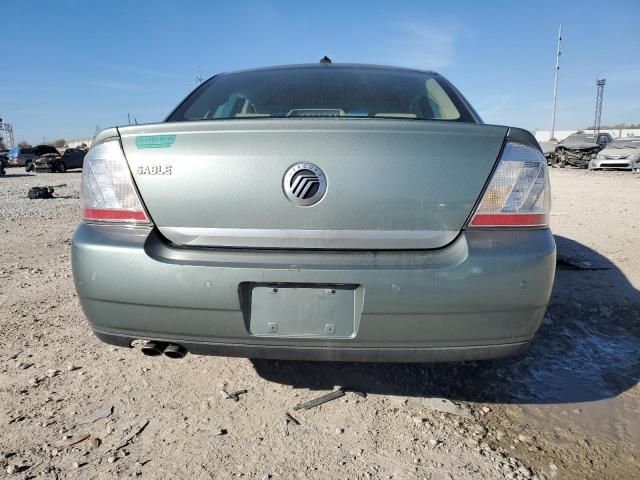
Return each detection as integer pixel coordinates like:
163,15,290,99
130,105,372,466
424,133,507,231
1,0,639,144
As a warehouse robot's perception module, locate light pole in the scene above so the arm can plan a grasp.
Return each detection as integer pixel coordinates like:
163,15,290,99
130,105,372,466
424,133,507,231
549,24,562,141
593,79,606,137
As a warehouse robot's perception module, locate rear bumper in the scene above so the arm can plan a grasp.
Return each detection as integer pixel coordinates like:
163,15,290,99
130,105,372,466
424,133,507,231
94,329,530,362
72,224,556,362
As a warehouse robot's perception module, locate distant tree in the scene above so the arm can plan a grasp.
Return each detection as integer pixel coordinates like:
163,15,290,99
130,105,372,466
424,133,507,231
0,136,5,150
18,140,31,148
52,138,67,148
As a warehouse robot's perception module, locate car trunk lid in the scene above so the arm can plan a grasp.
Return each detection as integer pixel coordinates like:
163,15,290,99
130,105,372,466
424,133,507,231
119,119,507,249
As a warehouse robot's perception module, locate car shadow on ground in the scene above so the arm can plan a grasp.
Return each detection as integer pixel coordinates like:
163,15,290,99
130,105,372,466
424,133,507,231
252,235,640,405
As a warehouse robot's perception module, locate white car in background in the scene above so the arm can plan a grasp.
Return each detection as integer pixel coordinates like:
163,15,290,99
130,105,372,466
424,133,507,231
589,137,640,171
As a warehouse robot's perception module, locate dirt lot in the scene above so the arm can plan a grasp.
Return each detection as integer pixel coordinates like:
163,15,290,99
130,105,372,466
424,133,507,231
1,168,638,479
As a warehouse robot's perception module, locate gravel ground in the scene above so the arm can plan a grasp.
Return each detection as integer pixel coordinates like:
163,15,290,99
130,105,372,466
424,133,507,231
0,168,638,479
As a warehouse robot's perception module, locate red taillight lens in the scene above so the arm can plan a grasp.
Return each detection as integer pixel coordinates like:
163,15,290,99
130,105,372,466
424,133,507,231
80,139,151,224
468,142,550,228
469,213,547,227
82,208,148,221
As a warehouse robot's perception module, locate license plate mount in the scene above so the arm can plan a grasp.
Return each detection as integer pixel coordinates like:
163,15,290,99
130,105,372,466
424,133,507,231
249,285,358,338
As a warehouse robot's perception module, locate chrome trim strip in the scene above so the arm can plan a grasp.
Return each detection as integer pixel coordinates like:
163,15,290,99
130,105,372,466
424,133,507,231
159,227,458,250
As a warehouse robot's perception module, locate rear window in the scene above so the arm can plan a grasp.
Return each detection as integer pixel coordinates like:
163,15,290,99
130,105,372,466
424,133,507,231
562,134,596,144
609,138,640,148
11,147,33,155
168,66,476,123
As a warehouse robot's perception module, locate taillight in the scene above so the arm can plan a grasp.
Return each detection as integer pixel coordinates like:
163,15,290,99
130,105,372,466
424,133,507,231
80,138,151,224
468,142,550,228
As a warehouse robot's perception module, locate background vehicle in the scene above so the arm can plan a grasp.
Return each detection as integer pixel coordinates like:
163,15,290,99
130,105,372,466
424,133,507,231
554,132,612,168
34,147,87,172
7,146,35,167
538,140,559,164
0,149,7,175
34,153,61,172
589,136,640,171
73,63,555,363
8,145,59,170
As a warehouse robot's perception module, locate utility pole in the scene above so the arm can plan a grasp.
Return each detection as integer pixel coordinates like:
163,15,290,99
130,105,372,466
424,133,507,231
127,113,131,125
593,79,606,137
0,116,15,149
549,24,562,141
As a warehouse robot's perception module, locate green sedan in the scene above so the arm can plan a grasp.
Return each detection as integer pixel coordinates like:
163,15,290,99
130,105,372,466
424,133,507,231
72,61,555,362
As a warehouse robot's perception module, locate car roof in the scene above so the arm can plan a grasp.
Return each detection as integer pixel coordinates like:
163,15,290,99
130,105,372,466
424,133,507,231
215,63,439,79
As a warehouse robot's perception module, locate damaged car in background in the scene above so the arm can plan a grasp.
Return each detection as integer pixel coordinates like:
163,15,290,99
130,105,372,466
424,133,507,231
552,132,612,168
589,136,640,171
34,147,87,172
9,145,59,171
538,140,558,164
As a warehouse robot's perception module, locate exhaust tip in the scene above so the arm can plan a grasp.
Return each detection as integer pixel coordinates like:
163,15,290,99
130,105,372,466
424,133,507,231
141,341,168,357
164,344,187,359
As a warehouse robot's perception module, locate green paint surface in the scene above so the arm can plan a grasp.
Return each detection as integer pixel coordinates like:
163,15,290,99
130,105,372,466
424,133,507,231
135,135,176,149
